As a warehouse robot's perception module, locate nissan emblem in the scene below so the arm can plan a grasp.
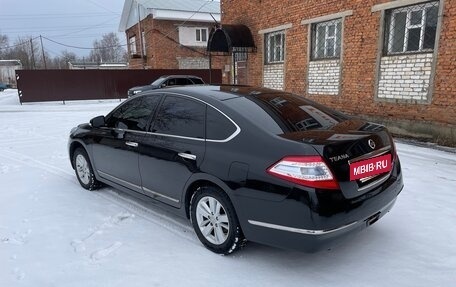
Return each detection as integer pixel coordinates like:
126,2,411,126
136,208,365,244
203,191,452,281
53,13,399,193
368,139,376,150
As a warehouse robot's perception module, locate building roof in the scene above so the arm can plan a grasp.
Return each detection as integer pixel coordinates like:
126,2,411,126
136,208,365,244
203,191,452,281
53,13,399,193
68,62,128,69
119,0,220,32
136,0,219,13
0,60,22,67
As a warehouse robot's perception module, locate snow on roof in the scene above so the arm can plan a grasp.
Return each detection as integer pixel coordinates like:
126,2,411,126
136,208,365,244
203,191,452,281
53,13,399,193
137,0,219,14
119,0,220,32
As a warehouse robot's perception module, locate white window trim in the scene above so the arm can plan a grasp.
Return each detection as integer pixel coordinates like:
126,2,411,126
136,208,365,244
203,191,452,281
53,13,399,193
129,36,137,55
195,28,208,42
141,31,146,56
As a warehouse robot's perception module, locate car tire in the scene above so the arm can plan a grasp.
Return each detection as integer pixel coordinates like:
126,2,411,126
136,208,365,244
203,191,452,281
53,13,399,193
73,147,100,191
190,186,245,255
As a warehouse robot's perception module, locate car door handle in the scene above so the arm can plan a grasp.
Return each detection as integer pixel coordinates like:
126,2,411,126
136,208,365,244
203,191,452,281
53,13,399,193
178,152,196,161
125,141,138,148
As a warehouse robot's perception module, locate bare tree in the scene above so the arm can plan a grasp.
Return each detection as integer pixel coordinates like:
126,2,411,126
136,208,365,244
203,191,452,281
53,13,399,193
89,32,127,63
1,36,41,69
0,34,9,58
49,50,78,69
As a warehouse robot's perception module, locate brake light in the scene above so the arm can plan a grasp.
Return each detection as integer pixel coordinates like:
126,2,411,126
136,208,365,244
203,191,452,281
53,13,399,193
267,156,339,190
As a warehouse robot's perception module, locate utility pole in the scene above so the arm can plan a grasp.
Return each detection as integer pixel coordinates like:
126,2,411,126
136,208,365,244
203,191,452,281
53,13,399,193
30,38,36,70
137,1,145,69
40,35,47,69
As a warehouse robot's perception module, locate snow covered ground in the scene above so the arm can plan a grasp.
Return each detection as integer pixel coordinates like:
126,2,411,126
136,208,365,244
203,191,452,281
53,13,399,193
0,89,455,287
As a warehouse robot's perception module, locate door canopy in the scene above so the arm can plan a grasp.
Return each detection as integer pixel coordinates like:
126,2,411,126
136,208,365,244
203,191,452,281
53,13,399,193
207,24,255,53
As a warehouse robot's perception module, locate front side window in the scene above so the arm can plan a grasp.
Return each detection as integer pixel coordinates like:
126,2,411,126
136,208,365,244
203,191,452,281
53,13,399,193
151,96,205,139
265,31,285,64
107,95,161,131
311,19,342,60
385,1,439,54
129,36,137,55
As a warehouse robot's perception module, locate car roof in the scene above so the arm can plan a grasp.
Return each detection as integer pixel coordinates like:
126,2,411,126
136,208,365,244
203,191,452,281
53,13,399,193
153,85,284,102
159,75,203,80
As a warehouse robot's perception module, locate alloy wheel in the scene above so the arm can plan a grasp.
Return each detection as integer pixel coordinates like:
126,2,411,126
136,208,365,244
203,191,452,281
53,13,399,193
195,196,230,245
75,154,90,185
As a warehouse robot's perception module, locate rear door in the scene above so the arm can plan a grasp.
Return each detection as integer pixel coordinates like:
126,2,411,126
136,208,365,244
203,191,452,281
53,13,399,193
138,94,206,207
92,95,161,192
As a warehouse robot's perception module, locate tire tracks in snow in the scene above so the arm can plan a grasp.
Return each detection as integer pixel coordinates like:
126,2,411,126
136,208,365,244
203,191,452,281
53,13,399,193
0,149,198,245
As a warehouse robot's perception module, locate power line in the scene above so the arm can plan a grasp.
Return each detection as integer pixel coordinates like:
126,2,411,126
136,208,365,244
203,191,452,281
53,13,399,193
0,36,40,50
84,0,119,14
49,16,120,38
0,12,119,17
41,36,128,50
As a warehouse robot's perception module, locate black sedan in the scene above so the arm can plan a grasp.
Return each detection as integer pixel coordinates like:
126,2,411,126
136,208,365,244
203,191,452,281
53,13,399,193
68,86,403,254
127,75,204,97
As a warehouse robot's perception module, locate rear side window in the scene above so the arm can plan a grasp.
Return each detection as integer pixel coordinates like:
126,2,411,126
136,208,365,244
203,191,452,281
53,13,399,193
106,95,161,131
206,107,237,141
175,78,193,85
151,95,205,139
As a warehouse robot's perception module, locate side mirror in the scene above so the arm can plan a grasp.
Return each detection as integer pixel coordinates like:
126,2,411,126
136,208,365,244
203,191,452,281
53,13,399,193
90,115,105,128
160,83,166,88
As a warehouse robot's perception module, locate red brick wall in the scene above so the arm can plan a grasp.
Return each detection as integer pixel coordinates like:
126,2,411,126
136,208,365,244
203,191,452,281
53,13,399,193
125,16,229,83
221,0,456,127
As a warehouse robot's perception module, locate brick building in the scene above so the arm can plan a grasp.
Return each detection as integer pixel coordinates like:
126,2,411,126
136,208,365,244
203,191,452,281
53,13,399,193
221,0,456,144
119,0,229,81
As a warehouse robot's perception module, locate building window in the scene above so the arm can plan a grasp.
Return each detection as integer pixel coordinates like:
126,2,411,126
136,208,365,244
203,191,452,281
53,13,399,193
142,31,146,56
311,19,342,60
195,28,207,42
129,36,137,55
385,1,439,55
265,31,285,64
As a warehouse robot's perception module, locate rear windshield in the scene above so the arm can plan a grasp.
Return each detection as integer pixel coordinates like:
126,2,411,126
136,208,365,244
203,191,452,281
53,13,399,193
227,93,348,134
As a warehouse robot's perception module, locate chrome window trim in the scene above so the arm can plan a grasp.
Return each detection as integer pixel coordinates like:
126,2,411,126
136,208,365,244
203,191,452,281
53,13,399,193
248,220,359,235
102,92,241,143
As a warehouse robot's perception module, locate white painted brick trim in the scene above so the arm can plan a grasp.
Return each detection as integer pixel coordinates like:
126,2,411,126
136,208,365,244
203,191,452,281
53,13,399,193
301,10,353,25
371,0,434,12
258,23,292,35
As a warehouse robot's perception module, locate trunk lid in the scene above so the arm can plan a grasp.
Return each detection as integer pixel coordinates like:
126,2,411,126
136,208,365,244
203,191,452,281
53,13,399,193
279,120,394,198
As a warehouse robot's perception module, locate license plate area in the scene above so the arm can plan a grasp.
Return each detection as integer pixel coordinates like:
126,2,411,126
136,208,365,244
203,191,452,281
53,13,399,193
349,154,392,181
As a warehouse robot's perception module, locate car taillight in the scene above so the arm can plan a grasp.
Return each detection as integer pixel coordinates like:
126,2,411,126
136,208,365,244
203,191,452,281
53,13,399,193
267,156,340,190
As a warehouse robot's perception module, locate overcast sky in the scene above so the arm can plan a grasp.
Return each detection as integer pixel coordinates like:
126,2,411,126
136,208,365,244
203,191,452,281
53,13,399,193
0,0,125,57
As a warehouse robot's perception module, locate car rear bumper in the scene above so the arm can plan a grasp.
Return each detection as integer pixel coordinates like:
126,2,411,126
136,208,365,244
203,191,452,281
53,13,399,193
245,197,398,252
234,169,403,252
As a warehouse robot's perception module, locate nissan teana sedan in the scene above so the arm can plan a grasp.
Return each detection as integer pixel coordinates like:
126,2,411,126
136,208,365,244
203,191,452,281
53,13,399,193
68,86,403,254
